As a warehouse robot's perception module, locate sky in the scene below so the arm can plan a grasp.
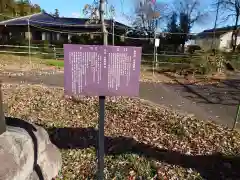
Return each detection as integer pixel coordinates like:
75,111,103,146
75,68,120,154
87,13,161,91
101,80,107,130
31,0,235,33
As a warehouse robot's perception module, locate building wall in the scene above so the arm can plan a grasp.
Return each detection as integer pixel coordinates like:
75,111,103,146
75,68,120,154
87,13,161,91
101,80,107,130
0,25,127,45
195,37,220,51
185,39,196,46
25,31,32,40
219,31,240,51
41,32,61,41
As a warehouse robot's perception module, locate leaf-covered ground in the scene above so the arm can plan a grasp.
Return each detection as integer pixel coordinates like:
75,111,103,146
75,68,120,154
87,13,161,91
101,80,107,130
2,84,240,180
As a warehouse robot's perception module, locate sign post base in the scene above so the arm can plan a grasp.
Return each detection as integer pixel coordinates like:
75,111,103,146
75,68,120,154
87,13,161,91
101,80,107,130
98,96,105,179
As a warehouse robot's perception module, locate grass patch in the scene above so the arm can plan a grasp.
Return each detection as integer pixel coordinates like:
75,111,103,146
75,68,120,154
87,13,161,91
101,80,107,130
45,60,64,67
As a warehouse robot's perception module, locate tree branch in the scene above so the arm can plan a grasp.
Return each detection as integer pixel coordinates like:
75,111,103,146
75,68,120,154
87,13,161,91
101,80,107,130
188,0,198,17
219,13,236,24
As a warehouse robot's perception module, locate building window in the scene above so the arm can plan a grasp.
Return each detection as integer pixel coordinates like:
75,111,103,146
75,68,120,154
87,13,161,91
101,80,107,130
57,33,60,40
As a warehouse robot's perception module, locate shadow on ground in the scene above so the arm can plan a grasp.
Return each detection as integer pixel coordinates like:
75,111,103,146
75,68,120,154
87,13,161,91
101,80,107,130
43,126,240,180
5,117,239,180
164,73,240,106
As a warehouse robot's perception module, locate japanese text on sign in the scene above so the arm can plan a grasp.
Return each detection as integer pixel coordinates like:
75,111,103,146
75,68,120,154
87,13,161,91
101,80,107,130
64,44,142,96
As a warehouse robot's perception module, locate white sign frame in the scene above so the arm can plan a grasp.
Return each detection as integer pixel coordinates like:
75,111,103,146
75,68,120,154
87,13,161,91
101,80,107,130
155,38,160,47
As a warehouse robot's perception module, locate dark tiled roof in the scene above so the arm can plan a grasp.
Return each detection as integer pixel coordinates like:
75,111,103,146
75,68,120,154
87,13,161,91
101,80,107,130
0,13,54,26
0,12,129,29
197,25,240,38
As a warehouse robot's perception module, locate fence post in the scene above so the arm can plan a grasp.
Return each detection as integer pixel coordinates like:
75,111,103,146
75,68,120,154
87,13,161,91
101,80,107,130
27,19,31,65
0,82,6,135
233,104,240,130
53,47,56,60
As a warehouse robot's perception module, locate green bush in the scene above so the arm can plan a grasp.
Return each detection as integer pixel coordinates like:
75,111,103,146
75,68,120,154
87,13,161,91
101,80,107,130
91,35,103,45
70,34,93,44
8,36,28,46
51,40,64,48
43,40,51,52
70,35,82,44
223,52,240,70
31,40,44,46
237,44,240,52
186,45,201,54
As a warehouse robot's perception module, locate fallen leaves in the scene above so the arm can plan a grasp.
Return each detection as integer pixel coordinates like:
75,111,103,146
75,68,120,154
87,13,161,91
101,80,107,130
0,54,63,74
140,71,176,84
2,84,240,179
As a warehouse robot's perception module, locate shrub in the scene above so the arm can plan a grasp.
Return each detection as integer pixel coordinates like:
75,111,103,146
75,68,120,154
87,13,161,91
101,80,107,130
8,36,28,46
51,40,64,48
70,35,82,44
186,45,201,54
31,40,44,46
33,40,51,53
70,34,92,44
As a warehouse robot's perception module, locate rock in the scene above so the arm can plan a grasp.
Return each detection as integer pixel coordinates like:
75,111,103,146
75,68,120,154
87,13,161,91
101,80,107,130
0,126,35,180
26,171,39,180
0,118,62,180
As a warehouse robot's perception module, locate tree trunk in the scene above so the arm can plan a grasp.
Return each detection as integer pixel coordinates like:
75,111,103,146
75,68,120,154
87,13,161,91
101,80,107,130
174,44,178,52
100,0,108,45
211,0,220,49
181,42,185,53
231,12,239,52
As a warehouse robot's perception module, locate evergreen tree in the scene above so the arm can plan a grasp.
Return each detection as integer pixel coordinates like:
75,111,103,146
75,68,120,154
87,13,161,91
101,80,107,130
53,9,60,17
166,12,181,51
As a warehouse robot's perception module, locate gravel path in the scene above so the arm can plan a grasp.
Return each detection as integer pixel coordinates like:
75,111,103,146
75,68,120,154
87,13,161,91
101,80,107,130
1,71,239,128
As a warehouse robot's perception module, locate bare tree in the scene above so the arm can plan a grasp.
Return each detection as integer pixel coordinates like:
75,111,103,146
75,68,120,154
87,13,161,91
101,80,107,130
174,0,208,52
218,0,240,52
83,0,115,24
132,0,169,36
83,0,100,23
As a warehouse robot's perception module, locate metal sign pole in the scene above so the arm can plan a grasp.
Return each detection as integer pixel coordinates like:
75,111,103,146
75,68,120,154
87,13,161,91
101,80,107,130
155,19,158,72
153,30,156,76
98,96,105,179
99,0,107,179
156,46,158,69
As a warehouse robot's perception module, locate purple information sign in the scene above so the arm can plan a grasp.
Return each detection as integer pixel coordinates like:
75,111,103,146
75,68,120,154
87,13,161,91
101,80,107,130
64,44,142,96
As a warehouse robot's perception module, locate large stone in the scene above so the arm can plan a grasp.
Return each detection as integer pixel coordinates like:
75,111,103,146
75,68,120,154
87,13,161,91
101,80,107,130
0,118,62,180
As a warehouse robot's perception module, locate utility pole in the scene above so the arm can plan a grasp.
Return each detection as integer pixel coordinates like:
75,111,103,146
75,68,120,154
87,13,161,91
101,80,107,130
98,0,108,179
27,19,31,65
100,0,108,45
153,24,156,75
152,1,160,75
211,0,220,50
112,17,115,45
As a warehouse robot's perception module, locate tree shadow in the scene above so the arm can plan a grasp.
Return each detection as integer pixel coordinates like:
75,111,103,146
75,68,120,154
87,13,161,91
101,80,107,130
46,126,240,180
4,117,240,179
163,72,240,106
